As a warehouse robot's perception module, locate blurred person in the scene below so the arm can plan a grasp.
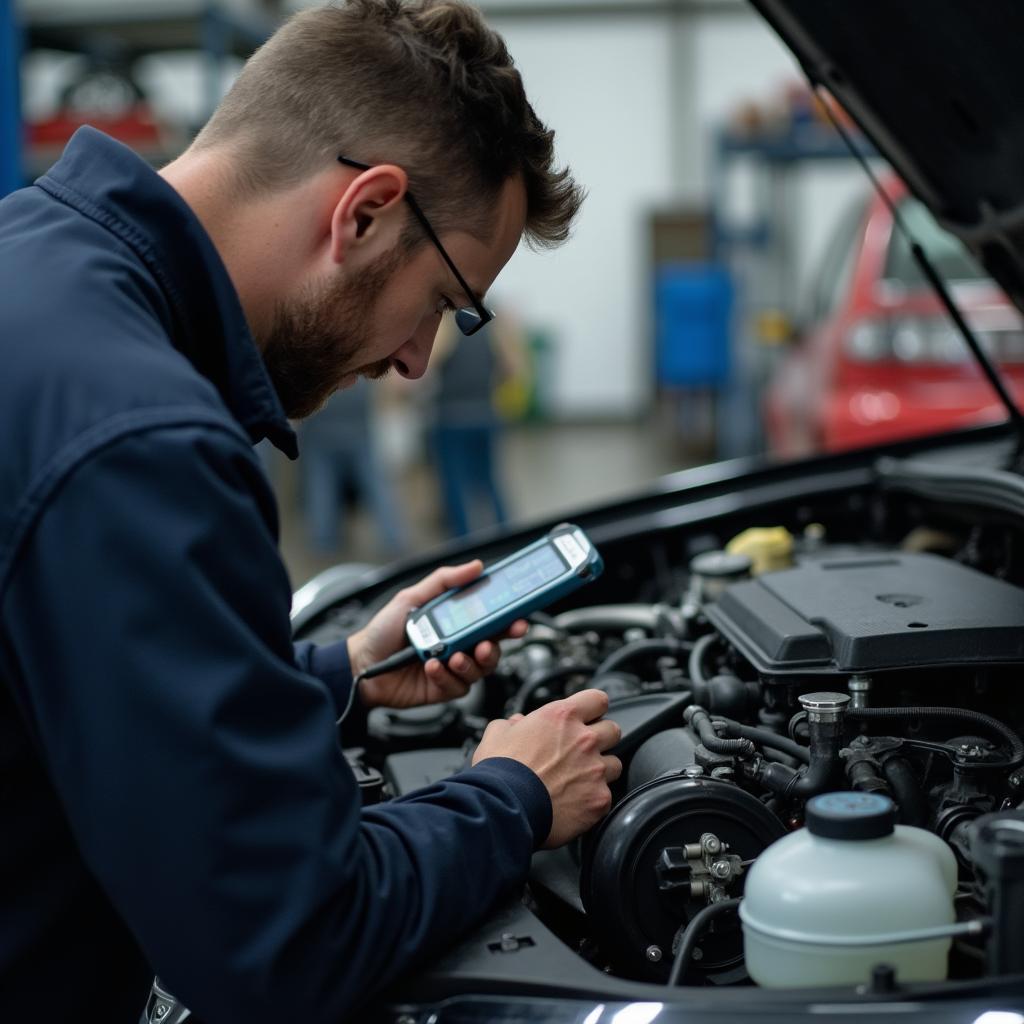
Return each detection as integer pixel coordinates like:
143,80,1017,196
0,4,620,1024
299,375,407,556
427,309,526,536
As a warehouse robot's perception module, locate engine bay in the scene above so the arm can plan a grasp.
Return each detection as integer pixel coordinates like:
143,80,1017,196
299,448,1024,999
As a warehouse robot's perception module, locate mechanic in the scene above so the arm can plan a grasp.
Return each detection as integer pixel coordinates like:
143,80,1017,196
0,2,622,1021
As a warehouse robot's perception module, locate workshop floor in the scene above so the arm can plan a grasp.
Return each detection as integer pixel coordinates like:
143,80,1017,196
274,419,689,590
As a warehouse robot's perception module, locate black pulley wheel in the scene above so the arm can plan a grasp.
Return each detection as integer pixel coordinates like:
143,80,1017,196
580,776,785,983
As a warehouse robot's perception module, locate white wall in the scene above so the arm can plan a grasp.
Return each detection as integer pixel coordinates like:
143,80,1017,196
486,14,675,417
484,8,873,417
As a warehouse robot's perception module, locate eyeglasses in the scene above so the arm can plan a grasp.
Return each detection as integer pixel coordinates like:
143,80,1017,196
337,155,494,336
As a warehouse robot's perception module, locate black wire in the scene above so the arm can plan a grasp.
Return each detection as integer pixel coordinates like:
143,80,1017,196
848,705,1024,770
667,898,741,986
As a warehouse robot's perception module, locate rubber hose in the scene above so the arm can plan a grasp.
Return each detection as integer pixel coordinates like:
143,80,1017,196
688,633,718,687
667,897,742,986
848,706,1024,769
554,604,662,633
685,706,755,757
788,710,808,742
594,637,684,678
509,663,596,715
881,755,929,827
714,718,811,764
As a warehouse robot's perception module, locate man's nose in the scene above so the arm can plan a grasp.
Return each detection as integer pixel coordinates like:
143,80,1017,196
392,317,440,379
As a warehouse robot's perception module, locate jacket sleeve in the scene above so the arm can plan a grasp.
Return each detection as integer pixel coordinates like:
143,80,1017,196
292,638,371,743
3,424,551,1024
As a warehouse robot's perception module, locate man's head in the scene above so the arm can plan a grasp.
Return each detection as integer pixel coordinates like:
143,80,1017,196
180,0,583,417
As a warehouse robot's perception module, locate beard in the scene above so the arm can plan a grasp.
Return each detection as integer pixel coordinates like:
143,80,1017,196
259,249,401,420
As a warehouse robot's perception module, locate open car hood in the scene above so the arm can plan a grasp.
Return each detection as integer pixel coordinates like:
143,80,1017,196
750,0,1024,317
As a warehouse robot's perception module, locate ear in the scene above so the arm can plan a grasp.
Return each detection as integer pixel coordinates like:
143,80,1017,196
328,164,409,265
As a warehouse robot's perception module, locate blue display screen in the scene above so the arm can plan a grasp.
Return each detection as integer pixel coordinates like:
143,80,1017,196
431,544,568,637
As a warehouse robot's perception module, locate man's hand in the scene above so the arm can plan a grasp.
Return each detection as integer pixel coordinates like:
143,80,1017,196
473,690,622,848
348,560,528,711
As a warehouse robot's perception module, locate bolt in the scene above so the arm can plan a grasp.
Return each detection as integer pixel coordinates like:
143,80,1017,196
701,834,723,855
957,743,987,760
682,765,704,779
646,944,663,963
154,1007,168,1021
691,946,704,961
848,675,872,709
710,859,733,880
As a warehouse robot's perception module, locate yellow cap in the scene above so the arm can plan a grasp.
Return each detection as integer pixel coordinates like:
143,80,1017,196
725,527,794,575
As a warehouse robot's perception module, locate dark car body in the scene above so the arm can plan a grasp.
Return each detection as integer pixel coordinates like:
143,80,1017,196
289,2,1024,1021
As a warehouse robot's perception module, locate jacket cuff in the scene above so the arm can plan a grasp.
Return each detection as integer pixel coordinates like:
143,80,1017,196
466,757,553,850
307,640,369,743
307,639,352,699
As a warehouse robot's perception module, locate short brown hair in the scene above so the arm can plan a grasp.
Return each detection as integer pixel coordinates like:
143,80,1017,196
193,0,583,249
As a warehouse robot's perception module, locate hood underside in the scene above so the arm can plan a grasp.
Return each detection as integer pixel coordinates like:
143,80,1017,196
750,0,1024,316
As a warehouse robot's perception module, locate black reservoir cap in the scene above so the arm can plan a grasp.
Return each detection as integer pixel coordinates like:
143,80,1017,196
806,792,896,840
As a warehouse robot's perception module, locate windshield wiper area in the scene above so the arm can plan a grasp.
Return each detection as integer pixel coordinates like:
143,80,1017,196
812,83,1024,471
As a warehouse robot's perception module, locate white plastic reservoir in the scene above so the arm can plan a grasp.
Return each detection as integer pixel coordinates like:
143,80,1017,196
740,791,957,987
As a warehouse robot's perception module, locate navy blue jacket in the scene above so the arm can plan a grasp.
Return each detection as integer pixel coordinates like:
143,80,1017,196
0,128,551,1023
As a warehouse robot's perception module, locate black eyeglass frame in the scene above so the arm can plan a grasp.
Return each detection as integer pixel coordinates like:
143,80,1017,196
337,155,494,337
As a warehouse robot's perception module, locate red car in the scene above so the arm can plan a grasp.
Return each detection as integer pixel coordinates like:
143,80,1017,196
765,175,1024,456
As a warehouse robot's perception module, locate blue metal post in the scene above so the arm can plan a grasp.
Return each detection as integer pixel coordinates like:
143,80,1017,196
0,0,21,197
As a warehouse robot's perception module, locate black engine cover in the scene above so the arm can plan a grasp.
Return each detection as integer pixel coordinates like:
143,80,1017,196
706,552,1024,675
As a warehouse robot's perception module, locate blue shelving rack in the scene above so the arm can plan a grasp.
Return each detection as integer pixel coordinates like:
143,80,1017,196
708,122,878,459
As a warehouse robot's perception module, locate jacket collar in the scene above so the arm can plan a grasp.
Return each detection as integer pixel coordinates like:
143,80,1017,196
37,126,298,459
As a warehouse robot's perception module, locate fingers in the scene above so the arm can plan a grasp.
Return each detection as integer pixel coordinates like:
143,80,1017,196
503,619,530,640
589,718,622,752
470,640,502,675
404,560,483,605
472,717,510,764
561,688,610,724
424,658,472,701
603,754,623,783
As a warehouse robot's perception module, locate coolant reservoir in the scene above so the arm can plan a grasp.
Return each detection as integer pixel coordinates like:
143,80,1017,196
740,792,957,987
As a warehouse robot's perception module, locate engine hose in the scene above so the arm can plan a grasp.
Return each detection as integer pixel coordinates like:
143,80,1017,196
593,637,685,679
688,633,718,687
526,610,567,635
554,604,662,634
745,707,845,798
714,718,811,765
667,897,742,986
881,755,929,827
509,663,596,715
684,706,755,757
848,706,1024,769
788,710,808,742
